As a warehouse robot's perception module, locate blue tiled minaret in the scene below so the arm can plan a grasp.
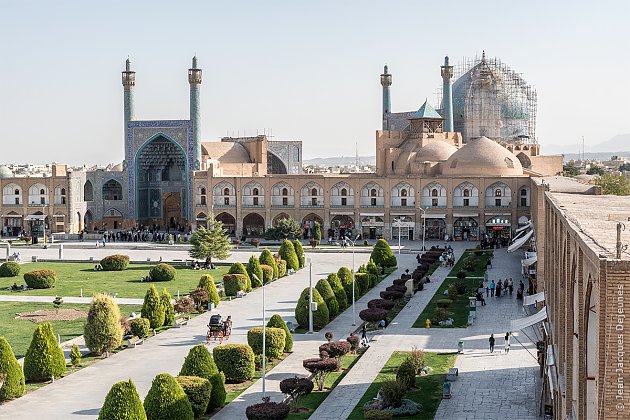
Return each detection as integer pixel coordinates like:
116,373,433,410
122,58,136,164
441,56,454,132
188,56,202,169
380,65,392,130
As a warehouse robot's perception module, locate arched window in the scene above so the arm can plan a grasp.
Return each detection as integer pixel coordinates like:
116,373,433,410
521,188,527,196
311,188,317,196
102,180,123,201
495,189,502,197
463,189,470,197
341,188,347,196
370,188,377,197
401,189,407,197
432,189,438,197
224,188,229,196
282,188,288,196
200,187,206,195
253,188,259,196
84,180,93,202
39,188,45,195
14,189,19,195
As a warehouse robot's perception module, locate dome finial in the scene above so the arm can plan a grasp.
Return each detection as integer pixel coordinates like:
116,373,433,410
192,55,198,69
125,56,131,72
481,50,486,62
384,64,388,74
444,55,449,66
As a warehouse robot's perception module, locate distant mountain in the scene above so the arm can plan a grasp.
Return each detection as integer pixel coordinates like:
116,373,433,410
593,133,630,152
562,151,630,162
303,156,376,166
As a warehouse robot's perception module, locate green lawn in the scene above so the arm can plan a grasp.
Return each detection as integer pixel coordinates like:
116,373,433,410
0,302,141,358
449,249,493,278
0,262,230,299
347,351,457,420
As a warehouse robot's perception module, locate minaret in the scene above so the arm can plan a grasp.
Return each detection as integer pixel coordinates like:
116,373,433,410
122,57,136,164
440,56,454,132
380,65,392,130
188,56,202,169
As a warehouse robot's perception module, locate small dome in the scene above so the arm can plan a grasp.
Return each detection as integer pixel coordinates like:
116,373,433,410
202,142,251,163
110,162,124,172
442,136,523,176
414,141,458,162
0,166,13,178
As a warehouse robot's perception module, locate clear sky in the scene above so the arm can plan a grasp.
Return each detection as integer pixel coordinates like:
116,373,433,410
1,0,628,165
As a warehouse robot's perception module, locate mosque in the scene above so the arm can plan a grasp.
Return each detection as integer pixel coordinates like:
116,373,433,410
0,52,562,240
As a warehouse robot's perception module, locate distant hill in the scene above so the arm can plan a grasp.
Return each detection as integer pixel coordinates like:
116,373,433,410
303,156,376,166
562,151,630,162
593,133,630,152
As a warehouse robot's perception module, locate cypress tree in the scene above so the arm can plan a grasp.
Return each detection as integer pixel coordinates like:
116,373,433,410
259,249,278,279
24,323,66,381
84,294,124,356
0,336,24,401
315,279,339,318
246,255,264,288
161,288,175,326
293,239,305,268
142,285,166,329
279,240,299,271
98,379,147,420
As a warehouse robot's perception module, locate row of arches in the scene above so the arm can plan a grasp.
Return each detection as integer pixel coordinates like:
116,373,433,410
83,180,123,202
2,183,67,206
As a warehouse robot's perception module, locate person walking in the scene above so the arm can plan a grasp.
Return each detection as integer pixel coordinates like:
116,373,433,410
486,285,490,298
508,278,514,296
490,280,495,297
496,280,502,298
504,332,511,353
489,334,495,353
361,324,368,346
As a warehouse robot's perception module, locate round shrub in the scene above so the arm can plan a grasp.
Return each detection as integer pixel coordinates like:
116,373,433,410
100,254,130,271
448,284,458,300
318,341,351,360
364,410,393,420
223,274,248,297
346,334,360,352
161,288,175,326
23,269,56,289
130,318,151,338
432,307,453,324
0,261,20,278
456,271,467,279
277,259,287,278
143,373,194,420
266,314,293,353
294,287,329,329
367,299,395,311
260,265,273,284
149,263,176,282
326,273,348,309
302,358,340,391
396,359,416,390
246,255,264,288
176,376,211,418
380,290,403,301
179,344,225,411
141,285,165,329
259,249,278,279
228,262,251,292
315,278,339,318
198,275,219,308
385,285,407,294
84,294,124,355
280,376,313,413
354,273,371,295
370,239,397,268
246,401,290,420
436,299,453,309
0,336,25,401
24,323,66,381
359,308,389,324
337,266,352,284
453,281,468,295
98,379,147,420
213,344,255,382
247,327,286,359
392,278,407,287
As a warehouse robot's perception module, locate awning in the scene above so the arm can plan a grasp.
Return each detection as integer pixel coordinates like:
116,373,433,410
547,366,558,396
485,212,512,216
508,230,533,252
421,214,446,219
515,220,533,234
453,213,478,218
360,213,384,217
1,214,23,218
330,211,354,216
24,214,46,221
390,212,415,216
510,306,547,331
521,255,538,267
524,291,545,306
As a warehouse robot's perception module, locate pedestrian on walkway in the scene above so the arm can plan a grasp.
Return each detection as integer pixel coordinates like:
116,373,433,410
486,285,489,298
508,278,514,296
504,332,511,353
496,280,502,298
489,334,495,353
490,280,495,297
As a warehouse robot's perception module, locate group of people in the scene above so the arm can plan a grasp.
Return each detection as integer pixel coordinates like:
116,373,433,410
81,224,194,245
192,260,216,270
486,278,519,298
439,247,456,267
489,332,511,353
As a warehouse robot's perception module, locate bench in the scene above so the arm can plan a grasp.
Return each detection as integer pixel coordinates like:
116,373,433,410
446,368,459,381
174,318,188,328
127,336,144,348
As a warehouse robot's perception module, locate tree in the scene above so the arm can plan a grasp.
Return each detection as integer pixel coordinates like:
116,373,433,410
312,221,322,245
326,273,348,309
143,373,194,420
279,376,314,413
563,162,580,176
0,336,24,401
279,240,299,271
259,249,278,279
24,323,66,381
586,165,605,175
293,239,305,268
263,217,302,240
142,285,166,329
266,314,293,353
294,287,329,329
189,223,232,266
370,239,397,268
179,344,225,411
98,379,147,420
198,275,219,308
161,288,175,326
246,256,264,288
595,172,630,195
315,279,339,318
228,262,252,292
176,376,211,418
619,162,630,172
302,358,340,391
84,294,124,356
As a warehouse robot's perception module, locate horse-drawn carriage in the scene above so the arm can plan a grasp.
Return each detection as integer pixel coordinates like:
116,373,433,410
206,314,232,344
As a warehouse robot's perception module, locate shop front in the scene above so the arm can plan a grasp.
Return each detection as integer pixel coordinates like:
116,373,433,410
453,216,479,241
485,216,511,244
329,213,354,240
2,212,23,237
391,215,414,240
422,214,446,240
361,214,384,240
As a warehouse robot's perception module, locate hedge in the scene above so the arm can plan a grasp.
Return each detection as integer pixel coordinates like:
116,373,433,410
246,401,290,420
370,239,397,268
198,275,219,308
326,273,348,309
141,285,165,329
143,373,194,420
354,272,371,295
100,254,130,271
247,327,286,359
23,269,56,289
98,379,147,420
213,344,255,382
315,279,339,318
0,336,25,401
223,274,248,297
0,261,20,278
130,318,151,338
179,344,225,411
176,376,211,418
228,262,252,292
24,323,66,381
279,240,299,271
259,249,278,279
84,294,124,355
246,256,264,288
260,264,273,284
149,263,176,282
294,287,329,329
266,314,293,353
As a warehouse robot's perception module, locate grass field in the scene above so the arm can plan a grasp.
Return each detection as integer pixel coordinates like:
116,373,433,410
0,262,230,299
347,351,457,420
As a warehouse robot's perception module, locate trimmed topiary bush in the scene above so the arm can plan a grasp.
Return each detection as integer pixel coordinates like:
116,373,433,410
364,410,393,420
380,290,404,301
367,259,380,277
367,299,395,310
143,373,194,420
294,287,329,329
70,343,81,367
246,255,264,288
354,273,371,295
23,269,56,289
161,288,175,326
0,261,20,277
370,239,397,268
292,240,305,268
266,314,293,353
149,263,176,282
338,266,360,302
213,344,255,383
100,254,130,271
302,358,340,391
130,318,151,338
346,334,360,352
326,273,348,309
260,265,273,284
84,293,124,355
279,240,299,271
24,323,66,381
223,274,248,297
228,262,252,292
198,275,219,308
277,259,287,278
142,285,166,329
247,327,286,359
246,401,290,420
315,279,339,318
0,336,25,401
176,376,211,418
359,308,389,324
208,372,226,411
98,379,147,420
280,376,314,413
259,249,278,279
318,341,351,360
179,344,225,411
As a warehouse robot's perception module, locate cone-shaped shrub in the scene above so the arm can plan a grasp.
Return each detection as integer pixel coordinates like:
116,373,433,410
293,240,305,268
161,288,175,326
277,259,287,278
198,275,219,308
260,249,278,279
144,373,194,420
142,285,166,329
354,273,371,295
246,256,264,288
315,279,339,318
247,327,286,359
338,267,360,303
179,344,225,411
326,273,347,310
259,265,273,284
176,376,211,418
228,262,252,292
295,287,329,329
213,344,255,382
208,372,226,411
24,323,66,381
98,379,147,420
266,314,293,353
0,336,24,400
70,343,82,367
130,318,151,338
279,240,299,271
84,294,124,355
370,239,397,268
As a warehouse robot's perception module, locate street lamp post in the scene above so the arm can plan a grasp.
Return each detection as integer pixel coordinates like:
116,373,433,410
419,207,426,251
393,217,402,255
252,274,266,400
346,234,360,326
307,255,313,334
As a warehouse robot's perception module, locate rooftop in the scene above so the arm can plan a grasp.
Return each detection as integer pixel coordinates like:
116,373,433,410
533,176,600,194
